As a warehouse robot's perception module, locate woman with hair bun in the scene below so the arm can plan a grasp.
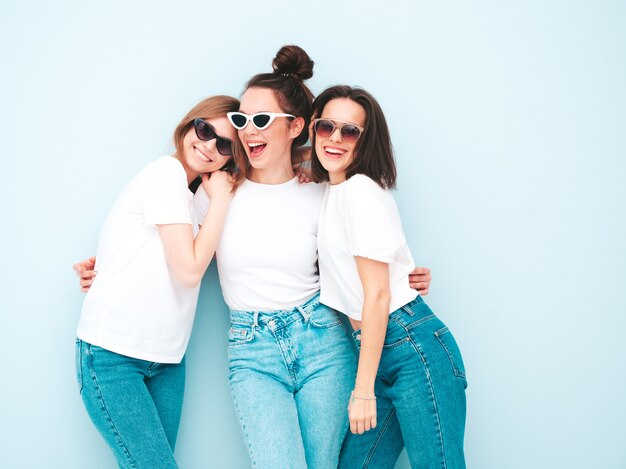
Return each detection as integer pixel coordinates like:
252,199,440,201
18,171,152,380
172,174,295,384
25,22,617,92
194,45,355,468
310,85,467,468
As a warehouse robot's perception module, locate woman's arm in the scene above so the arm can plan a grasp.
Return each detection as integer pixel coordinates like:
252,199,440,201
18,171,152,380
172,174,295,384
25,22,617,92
348,256,391,435
158,171,233,289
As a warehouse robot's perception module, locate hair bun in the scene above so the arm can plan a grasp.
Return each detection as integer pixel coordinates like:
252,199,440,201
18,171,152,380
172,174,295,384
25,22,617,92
272,45,314,81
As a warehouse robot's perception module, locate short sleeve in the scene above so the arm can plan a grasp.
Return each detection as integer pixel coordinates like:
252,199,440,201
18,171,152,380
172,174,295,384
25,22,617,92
344,175,407,264
193,185,211,224
142,157,192,225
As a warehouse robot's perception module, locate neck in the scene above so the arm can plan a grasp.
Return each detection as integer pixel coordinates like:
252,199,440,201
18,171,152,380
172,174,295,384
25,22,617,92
185,172,198,186
248,159,295,185
175,154,199,185
329,170,347,185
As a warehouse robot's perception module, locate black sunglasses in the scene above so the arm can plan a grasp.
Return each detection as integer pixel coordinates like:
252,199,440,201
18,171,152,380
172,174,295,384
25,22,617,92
193,118,233,156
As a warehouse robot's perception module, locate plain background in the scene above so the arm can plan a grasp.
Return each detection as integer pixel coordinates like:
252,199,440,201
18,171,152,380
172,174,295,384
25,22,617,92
1,1,624,468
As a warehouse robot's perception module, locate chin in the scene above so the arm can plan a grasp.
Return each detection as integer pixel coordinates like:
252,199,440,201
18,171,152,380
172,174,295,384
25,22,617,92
323,161,343,172
248,159,266,169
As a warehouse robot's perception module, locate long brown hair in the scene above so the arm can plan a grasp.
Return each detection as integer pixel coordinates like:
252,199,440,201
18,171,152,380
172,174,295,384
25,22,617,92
311,86,397,189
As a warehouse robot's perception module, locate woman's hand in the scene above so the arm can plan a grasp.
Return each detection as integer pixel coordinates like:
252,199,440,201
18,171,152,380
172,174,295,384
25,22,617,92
297,168,312,184
73,256,97,292
293,146,312,184
348,393,377,434
409,267,431,295
201,170,235,201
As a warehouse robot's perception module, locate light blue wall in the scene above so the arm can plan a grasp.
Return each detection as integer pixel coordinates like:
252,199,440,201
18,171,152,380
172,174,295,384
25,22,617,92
1,1,624,468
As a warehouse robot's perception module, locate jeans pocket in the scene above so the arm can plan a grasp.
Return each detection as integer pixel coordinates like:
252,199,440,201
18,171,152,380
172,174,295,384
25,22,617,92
382,319,414,349
75,339,83,394
434,327,467,385
228,325,255,348
308,304,343,329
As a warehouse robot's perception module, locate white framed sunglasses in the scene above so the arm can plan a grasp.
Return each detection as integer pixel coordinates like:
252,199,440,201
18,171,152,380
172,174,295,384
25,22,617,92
227,111,295,130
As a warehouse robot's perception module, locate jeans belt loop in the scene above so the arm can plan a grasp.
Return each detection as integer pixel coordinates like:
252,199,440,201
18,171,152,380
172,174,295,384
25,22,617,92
253,311,259,328
297,305,310,323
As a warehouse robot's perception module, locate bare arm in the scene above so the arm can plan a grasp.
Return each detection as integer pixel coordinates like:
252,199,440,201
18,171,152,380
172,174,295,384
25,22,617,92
348,256,391,435
159,171,233,289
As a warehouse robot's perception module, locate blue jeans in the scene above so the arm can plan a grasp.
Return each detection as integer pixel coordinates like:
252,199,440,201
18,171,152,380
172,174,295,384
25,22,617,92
227,293,357,468
339,296,467,469
75,339,185,468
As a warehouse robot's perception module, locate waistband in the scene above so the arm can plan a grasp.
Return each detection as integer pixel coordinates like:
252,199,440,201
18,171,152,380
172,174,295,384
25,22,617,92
390,295,428,321
353,295,430,340
229,292,322,327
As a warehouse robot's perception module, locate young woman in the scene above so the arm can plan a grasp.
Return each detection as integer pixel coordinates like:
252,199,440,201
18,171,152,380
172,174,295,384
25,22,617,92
74,45,434,468
74,95,243,468
191,45,356,468
310,85,467,468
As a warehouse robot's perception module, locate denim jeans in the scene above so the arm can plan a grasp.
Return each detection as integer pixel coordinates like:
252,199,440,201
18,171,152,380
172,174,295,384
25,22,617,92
227,293,357,468
75,339,184,468
339,296,467,469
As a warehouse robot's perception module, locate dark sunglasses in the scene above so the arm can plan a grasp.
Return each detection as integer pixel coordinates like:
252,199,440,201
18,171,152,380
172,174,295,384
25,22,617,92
313,118,364,144
193,118,233,156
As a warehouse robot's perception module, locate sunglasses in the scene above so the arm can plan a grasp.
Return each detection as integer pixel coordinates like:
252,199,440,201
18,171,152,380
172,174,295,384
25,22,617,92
227,112,295,130
313,118,364,144
193,118,233,156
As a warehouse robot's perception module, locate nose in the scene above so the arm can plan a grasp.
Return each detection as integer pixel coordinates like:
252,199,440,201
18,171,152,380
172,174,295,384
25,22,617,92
329,126,342,142
202,137,218,154
243,121,258,137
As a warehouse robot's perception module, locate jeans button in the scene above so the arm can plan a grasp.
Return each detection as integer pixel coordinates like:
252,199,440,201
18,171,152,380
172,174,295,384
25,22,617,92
269,320,276,328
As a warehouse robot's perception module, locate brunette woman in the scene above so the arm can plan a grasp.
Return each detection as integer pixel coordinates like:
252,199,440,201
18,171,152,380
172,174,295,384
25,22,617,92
192,45,356,469
311,85,467,468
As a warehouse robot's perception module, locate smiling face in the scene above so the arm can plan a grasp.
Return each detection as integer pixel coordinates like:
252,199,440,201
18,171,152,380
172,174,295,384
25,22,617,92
314,98,367,185
237,87,302,183
179,116,236,182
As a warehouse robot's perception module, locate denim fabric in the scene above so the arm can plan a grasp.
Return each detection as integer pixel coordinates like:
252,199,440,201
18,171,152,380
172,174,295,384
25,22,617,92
75,339,184,468
339,296,467,469
227,293,357,468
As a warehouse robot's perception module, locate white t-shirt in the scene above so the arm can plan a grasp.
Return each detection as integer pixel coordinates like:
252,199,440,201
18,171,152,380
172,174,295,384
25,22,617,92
194,177,324,311
77,156,200,363
318,174,417,320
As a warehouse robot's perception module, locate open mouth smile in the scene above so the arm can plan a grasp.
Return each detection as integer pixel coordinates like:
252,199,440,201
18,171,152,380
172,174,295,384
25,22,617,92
323,146,347,159
248,141,267,157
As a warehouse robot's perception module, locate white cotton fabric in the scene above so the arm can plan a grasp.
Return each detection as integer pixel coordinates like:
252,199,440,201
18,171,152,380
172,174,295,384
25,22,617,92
77,156,200,363
194,177,324,311
317,174,417,320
